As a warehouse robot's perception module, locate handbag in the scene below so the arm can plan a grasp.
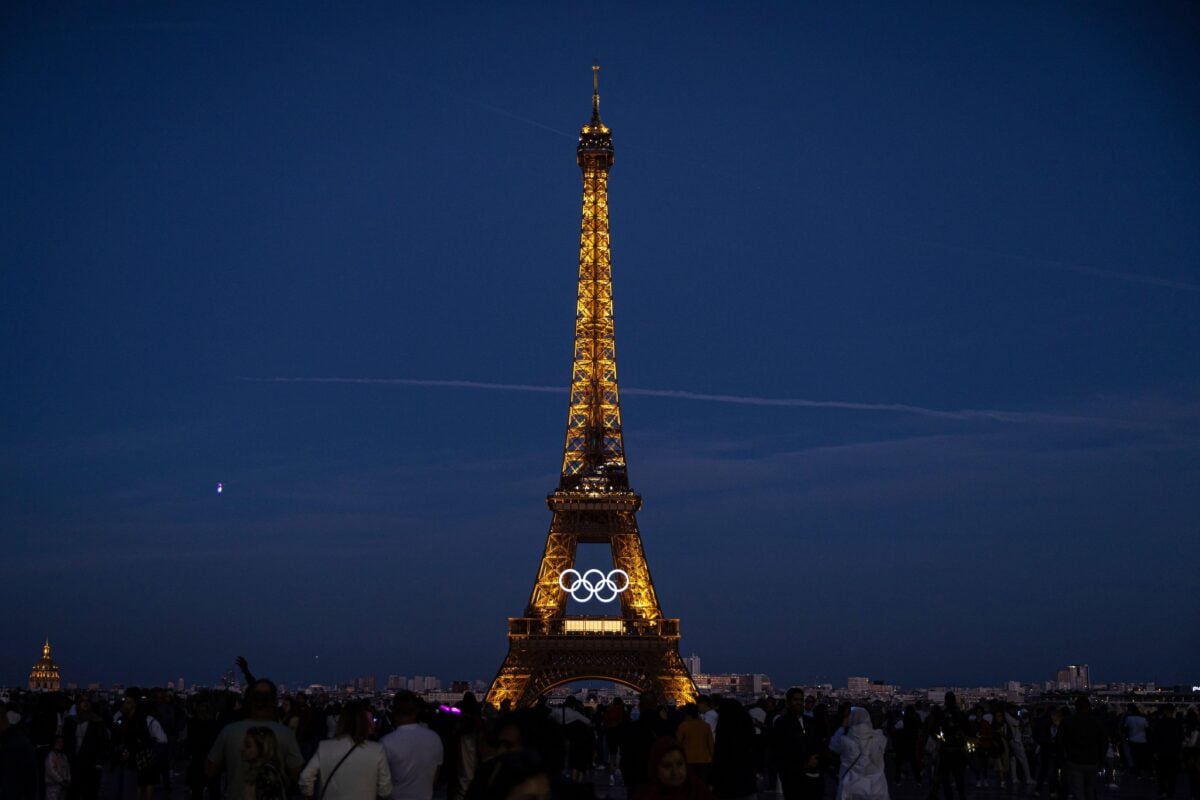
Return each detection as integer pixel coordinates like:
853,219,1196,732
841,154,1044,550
132,742,160,772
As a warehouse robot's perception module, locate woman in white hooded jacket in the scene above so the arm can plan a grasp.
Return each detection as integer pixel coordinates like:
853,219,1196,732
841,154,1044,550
829,707,889,800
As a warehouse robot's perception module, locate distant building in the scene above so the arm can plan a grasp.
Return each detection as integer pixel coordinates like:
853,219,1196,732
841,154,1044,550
692,673,772,697
684,654,702,676
387,675,404,690
29,639,61,690
847,676,870,694
1056,664,1090,691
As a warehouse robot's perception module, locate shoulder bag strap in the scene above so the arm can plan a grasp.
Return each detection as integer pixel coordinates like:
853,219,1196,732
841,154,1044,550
317,741,359,800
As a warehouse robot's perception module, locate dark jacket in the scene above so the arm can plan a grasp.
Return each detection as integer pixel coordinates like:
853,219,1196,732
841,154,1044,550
1059,712,1107,766
771,713,815,774
0,726,38,800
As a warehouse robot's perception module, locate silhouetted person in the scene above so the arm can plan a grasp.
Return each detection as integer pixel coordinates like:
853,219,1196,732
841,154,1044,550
934,693,969,800
623,693,675,798
1059,698,1105,800
1152,705,1185,800
711,700,756,800
63,697,106,800
773,688,822,800
1,702,39,800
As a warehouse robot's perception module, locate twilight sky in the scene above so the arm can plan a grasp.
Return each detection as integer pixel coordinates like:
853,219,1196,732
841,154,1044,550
3,2,1198,691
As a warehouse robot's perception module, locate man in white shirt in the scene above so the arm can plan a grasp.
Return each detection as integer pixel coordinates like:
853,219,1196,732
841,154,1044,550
207,680,303,800
380,692,443,800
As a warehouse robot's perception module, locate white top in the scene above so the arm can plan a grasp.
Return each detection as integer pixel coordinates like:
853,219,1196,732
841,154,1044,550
830,714,889,800
702,709,719,739
299,738,392,800
1005,714,1023,744
146,717,169,745
380,724,443,800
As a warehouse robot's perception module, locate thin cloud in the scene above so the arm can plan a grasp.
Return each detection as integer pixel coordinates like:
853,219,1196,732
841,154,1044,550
241,376,1100,425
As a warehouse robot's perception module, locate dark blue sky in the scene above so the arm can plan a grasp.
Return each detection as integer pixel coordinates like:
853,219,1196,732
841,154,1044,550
3,2,1198,690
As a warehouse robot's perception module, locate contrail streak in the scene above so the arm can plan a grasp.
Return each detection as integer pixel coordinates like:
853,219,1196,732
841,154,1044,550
241,377,1099,425
917,240,1200,293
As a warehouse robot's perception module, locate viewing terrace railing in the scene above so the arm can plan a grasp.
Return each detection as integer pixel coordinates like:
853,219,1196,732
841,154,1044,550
507,617,681,638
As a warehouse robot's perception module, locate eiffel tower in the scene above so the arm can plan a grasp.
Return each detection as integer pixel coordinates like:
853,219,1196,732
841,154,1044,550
485,66,697,709
482,67,700,705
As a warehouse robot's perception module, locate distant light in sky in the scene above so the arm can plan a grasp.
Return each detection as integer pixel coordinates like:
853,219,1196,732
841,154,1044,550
216,482,223,494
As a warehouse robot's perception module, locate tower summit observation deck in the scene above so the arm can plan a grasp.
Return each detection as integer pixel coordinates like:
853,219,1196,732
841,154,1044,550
485,66,697,708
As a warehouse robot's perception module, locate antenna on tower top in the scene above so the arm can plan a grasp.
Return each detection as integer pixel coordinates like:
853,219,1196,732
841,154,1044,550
592,62,601,118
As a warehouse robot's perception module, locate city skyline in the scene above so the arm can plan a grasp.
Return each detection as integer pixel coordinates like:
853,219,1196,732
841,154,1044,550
4,3,1199,690
5,638,1180,697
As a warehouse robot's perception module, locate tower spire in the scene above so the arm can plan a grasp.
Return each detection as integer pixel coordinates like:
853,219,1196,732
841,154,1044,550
592,62,601,121
566,63,620,486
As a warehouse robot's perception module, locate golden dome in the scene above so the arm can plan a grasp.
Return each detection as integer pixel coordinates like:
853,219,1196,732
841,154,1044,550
28,638,61,691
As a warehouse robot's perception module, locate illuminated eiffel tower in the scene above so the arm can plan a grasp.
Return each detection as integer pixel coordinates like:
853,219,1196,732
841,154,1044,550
485,66,697,709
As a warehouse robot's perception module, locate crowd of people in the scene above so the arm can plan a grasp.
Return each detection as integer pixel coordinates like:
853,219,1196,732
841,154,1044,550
2,676,1198,800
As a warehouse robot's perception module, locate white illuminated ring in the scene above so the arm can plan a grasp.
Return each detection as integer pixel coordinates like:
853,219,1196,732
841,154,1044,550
558,568,630,602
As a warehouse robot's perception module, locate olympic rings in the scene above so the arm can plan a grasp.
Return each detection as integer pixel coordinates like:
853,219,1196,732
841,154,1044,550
558,568,630,603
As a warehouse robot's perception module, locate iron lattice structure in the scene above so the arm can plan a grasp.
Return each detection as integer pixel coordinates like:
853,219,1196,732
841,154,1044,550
486,67,697,709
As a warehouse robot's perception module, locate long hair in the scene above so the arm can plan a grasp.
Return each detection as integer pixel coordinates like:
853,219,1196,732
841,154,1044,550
245,726,285,773
336,701,371,745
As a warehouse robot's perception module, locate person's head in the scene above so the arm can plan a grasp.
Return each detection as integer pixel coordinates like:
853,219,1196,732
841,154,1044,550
392,691,421,724
458,692,481,718
53,735,66,752
944,692,958,711
847,706,872,730
1161,704,1176,717
697,695,711,712
248,680,278,719
243,729,280,767
121,688,142,717
649,739,688,789
785,687,805,715
482,717,524,760
336,701,372,745
682,703,699,719
1075,697,1091,715
481,751,550,800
